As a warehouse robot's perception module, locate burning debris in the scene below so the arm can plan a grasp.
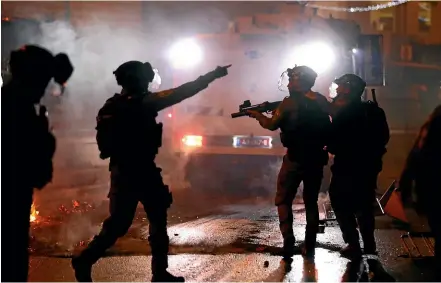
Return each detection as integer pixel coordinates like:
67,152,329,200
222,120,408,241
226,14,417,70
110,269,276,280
29,199,103,255
58,200,95,216
30,199,96,225
30,202,39,222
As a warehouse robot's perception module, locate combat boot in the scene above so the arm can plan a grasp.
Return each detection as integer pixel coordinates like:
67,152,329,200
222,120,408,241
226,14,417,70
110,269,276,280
282,236,296,259
341,260,365,282
72,257,93,282
339,244,362,260
366,259,395,282
301,244,315,259
151,270,185,282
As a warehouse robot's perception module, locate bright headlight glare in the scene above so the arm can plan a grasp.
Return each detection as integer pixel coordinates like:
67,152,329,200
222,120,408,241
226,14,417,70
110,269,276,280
285,42,336,74
182,135,203,147
168,38,203,70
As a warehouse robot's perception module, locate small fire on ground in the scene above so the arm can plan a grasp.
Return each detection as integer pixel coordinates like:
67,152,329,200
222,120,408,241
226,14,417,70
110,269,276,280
30,199,95,224
30,202,39,222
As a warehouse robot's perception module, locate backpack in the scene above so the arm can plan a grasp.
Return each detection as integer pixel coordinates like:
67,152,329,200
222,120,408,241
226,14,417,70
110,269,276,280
96,93,162,161
362,100,390,154
96,94,121,160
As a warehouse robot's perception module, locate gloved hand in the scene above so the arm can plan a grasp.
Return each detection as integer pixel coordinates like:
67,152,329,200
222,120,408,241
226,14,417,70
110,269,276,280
202,64,232,82
212,64,231,78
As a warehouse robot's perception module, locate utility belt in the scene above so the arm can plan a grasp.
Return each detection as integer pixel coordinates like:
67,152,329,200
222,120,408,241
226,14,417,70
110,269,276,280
286,147,329,166
107,121,163,166
281,132,328,166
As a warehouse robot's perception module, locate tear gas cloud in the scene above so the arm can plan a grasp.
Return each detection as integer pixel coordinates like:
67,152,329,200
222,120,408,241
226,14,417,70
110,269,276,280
13,3,330,248
26,5,319,194
19,5,238,248
32,9,277,180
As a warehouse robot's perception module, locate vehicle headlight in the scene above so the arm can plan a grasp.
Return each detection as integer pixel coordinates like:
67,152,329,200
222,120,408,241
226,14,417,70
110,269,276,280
284,42,336,74
182,135,203,147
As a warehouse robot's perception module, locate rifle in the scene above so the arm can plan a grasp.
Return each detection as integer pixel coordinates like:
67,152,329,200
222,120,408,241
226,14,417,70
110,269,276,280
231,100,282,118
371,88,378,104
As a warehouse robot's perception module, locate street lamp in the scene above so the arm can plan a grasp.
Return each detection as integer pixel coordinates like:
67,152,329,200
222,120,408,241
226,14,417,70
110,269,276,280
284,41,336,75
167,38,203,70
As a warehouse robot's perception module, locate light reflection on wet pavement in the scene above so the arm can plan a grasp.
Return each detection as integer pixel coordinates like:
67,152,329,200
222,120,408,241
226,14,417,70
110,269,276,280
29,202,436,282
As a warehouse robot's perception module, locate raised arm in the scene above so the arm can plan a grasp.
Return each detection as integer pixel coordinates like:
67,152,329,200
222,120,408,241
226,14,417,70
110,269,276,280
144,65,231,112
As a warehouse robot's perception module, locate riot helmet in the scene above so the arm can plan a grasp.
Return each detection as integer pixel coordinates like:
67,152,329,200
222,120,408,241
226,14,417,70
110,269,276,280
333,74,366,97
7,45,74,102
278,65,317,93
330,74,367,111
113,61,161,93
10,45,73,86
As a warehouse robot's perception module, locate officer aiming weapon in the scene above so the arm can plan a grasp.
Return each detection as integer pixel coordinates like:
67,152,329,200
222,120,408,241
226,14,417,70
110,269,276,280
231,100,282,118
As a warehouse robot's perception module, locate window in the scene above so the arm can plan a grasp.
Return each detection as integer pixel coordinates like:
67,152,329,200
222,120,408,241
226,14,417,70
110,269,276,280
378,17,393,31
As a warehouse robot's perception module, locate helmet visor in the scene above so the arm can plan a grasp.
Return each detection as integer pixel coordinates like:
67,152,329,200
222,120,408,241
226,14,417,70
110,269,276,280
149,68,162,90
278,69,290,92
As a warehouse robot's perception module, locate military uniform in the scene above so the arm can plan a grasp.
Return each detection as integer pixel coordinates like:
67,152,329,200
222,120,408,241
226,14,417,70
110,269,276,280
328,75,389,258
247,66,331,258
72,61,230,282
2,90,47,281
1,45,72,282
276,91,331,257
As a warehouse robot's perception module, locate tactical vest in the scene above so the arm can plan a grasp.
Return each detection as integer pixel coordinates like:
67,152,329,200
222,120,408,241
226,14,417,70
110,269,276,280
330,100,388,173
280,95,331,166
96,93,163,168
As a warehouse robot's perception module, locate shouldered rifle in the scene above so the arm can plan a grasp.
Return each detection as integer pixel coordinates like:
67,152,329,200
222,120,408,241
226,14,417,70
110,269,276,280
231,100,282,118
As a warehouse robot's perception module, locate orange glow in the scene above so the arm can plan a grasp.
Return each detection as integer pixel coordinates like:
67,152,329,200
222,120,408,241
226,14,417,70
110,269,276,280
30,202,39,222
182,135,203,147
73,200,80,208
2,17,10,21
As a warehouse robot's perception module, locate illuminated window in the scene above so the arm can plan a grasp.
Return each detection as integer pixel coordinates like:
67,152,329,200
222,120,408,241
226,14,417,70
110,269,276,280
418,2,431,32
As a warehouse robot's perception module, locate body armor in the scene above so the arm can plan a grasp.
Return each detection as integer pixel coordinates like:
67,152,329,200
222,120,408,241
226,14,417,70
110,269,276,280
96,92,162,168
280,94,330,166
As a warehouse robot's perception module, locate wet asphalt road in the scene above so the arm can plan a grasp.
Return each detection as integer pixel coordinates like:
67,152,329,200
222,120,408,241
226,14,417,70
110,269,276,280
28,200,437,282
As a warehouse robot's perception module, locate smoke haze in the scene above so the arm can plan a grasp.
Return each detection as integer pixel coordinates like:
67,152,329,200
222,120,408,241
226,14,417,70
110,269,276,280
3,2,325,249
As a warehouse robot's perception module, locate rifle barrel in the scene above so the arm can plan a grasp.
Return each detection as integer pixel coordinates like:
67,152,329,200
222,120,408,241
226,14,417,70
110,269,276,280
231,112,247,118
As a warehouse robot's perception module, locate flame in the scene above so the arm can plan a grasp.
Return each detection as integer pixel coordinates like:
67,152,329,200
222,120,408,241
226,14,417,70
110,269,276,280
73,200,80,208
30,202,39,222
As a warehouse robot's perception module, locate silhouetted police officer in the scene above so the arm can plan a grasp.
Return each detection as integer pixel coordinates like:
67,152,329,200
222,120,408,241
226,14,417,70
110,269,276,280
71,61,231,282
398,105,441,280
328,74,389,259
247,65,331,259
2,45,73,282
